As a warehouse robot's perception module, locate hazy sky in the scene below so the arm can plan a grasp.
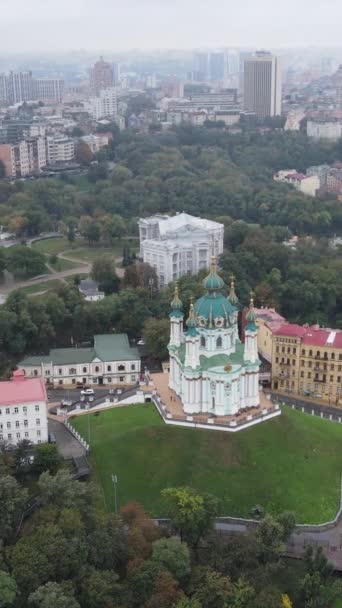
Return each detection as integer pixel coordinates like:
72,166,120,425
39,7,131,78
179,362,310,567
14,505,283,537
1,0,342,52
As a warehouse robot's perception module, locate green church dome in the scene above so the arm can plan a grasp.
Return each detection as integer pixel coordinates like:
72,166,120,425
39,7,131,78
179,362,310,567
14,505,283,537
195,257,236,328
202,257,225,291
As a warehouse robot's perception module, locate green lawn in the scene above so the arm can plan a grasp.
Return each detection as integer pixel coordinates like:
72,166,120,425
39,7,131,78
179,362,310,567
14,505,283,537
32,237,71,255
19,279,63,295
48,258,81,272
72,405,342,523
68,239,139,263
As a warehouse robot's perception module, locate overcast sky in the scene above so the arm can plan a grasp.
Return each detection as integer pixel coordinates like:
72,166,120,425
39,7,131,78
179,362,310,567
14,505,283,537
1,0,342,52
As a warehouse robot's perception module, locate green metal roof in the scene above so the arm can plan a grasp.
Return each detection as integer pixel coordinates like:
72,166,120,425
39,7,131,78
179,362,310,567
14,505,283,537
19,333,140,367
50,348,94,365
94,334,140,362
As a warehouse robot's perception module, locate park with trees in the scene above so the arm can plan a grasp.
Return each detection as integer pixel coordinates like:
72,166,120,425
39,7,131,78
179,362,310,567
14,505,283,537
1,430,342,608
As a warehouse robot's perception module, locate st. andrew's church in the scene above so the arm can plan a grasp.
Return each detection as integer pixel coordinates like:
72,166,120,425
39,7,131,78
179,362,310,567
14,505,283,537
168,257,260,417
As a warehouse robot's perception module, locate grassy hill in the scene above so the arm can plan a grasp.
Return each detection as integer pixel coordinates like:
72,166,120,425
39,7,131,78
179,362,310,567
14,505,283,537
72,405,342,524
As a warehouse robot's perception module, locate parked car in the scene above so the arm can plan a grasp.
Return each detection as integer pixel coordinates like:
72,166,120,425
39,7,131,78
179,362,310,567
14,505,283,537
81,388,94,396
49,432,57,444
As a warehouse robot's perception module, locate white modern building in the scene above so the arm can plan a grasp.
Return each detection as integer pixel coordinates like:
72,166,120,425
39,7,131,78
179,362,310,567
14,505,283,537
243,51,282,118
86,88,118,120
0,370,48,446
139,213,224,287
307,120,342,141
168,260,260,416
46,136,75,164
19,334,141,387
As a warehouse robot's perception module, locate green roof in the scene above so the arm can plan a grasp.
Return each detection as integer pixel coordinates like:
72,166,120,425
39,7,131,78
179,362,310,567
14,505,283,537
51,348,94,365
19,333,140,367
94,334,140,362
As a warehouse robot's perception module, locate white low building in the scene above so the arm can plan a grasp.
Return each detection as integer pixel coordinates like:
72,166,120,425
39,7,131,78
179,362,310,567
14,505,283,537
78,279,105,302
139,213,224,287
0,370,48,446
19,333,141,387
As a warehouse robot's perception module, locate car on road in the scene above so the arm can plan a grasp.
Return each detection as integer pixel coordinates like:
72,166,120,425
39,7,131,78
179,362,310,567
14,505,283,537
81,388,94,396
49,432,57,444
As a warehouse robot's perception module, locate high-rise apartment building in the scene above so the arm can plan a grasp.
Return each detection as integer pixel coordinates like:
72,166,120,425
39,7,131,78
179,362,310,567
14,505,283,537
209,52,226,81
334,65,342,108
0,74,8,104
90,57,114,95
243,51,281,118
7,71,33,105
194,52,210,81
113,62,121,86
32,78,64,102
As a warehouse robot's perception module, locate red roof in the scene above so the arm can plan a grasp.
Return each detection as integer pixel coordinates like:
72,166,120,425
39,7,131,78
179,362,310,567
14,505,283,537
286,172,306,181
302,328,342,348
0,371,47,406
274,323,306,338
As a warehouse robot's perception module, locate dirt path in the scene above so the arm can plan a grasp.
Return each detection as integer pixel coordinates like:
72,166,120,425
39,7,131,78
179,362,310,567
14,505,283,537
0,249,125,299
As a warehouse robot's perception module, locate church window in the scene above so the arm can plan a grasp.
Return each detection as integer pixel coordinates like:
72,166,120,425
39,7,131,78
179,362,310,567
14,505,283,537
95,366,99,373
200,337,206,348
118,364,125,371
216,337,222,348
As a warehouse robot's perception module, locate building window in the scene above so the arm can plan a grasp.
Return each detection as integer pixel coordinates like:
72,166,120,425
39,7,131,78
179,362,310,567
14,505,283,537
36,419,40,426
34,370,38,377
308,373,311,379
35,405,40,412
200,337,206,348
14,407,19,414
119,376,124,382
95,366,99,373
45,370,50,376
7,422,11,429
131,364,135,371
131,375,136,382
309,350,313,357
107,378,112,383
83,367,87,373
107,365,112,372
37,430,41,436
16,433,20,439
23,406,27,413
300,372,304,378
15,421,19,428
331,364,335,370
72,379,76,384
25,432,29,438
6,408,10,414
216,337,222,348
7,433,12,440
293,348,296,354
58,380,63,385
331,353,335,360
58,369,63,375
118,365,125,371
37,440,41,444
330,375,334,382
24,420,28,427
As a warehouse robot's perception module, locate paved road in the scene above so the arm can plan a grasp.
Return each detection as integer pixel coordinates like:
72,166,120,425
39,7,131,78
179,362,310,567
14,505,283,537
48,418,85,459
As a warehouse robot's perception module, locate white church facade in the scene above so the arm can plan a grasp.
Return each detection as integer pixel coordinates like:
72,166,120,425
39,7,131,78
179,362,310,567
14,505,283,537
168,258,260,417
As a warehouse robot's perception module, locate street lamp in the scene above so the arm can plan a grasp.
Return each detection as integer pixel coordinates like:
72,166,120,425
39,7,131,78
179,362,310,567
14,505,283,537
111,474,118,514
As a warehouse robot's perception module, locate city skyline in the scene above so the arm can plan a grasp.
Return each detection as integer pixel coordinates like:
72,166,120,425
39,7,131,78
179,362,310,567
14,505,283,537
1,0,342,52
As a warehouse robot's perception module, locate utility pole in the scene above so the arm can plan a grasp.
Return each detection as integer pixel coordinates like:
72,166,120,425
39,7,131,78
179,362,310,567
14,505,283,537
111,474,118,514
